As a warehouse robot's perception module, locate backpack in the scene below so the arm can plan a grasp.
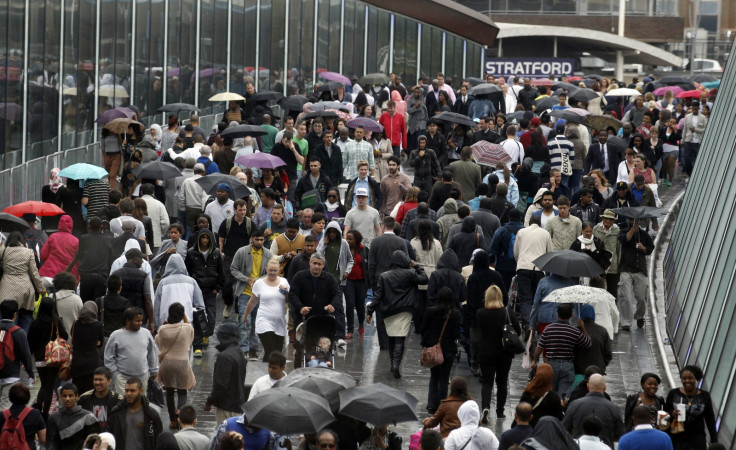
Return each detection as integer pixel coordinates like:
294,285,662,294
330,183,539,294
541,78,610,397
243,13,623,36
0,326,19,372
0,406,32,450
224,216,253,239
506,231,517,260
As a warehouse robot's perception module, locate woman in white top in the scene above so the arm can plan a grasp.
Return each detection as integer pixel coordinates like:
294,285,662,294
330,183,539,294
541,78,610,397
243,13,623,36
245,257,290,361
616,148,637,184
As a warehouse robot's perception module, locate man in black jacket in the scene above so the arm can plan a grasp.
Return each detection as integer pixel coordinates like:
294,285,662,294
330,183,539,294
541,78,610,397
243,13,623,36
0,300,34,409
204,322,247,424
294,158,332,211
517,78,538,111
78,366,124,429
409,136,441,194
185,228,223,353
618,219,654,331
472,117,501,144
112,248,154,331
313,129,344,186
584,130,622,188
67,216,114,301
107,377,163,450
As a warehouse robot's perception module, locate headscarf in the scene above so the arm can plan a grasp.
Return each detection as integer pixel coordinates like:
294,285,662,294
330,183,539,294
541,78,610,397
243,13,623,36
49,168,63,193
580,304,596,321
78,301,98,324
150,124,162,144
524,363,554,399
36,296,58,323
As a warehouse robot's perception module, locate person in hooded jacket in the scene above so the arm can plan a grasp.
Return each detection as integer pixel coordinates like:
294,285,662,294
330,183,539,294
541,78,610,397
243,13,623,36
443,400,500,450
427,249,467,309
489,208,525,290
317,221,353,340
447,216,487,268
106,378,163,450
204,322,248,425
184,228,223,355
437,198,460,246
66,216,114,302
367,250,428,378
39,214,80,282
69,301,105,394
154,254,205,328
521,416,579,450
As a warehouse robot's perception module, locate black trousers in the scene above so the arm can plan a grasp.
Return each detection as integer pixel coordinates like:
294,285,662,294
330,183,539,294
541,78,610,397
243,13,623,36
258,331,285,362
80,273,108,302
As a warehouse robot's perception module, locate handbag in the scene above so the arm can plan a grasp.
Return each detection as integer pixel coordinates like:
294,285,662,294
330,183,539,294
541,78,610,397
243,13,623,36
147,377,165,408
502,308,525,354
420,311,450,368
45,322,72,368
193,308,213,338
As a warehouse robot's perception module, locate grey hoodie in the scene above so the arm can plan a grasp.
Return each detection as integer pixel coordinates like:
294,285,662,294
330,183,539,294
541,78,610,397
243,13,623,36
153,254,205,327
437,198,460,246
317,221,354,286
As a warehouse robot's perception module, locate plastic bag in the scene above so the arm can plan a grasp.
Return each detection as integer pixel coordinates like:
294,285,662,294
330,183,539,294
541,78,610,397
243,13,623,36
521,332,533,371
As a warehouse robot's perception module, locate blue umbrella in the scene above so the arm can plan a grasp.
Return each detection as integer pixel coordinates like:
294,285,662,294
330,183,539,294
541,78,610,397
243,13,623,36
702,80,720,89
58,163,108,180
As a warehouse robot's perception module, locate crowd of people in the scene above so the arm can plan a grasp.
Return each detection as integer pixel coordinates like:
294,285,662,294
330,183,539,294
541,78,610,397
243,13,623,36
0,69,719,450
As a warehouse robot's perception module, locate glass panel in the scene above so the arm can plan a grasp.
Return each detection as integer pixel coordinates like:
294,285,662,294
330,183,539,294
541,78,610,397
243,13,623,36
134,0,165,119
61,0,95,138
0,1,25,161
376,10,390,74
317,0,331,76
198,0,216,107
365,6,377,73
229,0,256,95
167,0,196,104
342,1,364,79
212,0,228,97
466,42,481,79
445,34,464,87
288,0,314,95
328,0,341,73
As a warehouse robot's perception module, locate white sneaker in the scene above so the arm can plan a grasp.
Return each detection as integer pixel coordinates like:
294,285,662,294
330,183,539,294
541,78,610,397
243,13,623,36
337,339,347,347
223,303,233,319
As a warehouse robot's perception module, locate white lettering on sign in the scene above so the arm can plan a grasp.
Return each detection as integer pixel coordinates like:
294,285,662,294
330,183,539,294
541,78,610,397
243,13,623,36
484,58,575,78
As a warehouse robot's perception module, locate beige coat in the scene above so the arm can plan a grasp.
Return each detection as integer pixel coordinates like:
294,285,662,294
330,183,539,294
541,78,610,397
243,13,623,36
0,245,45,310
155,322,196,389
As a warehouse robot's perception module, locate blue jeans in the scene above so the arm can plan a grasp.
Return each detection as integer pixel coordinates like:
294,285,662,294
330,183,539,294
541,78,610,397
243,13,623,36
236,293,260,353
683,142,700,177
548,359,575,399
570,169,583,196
308,360,330,368
15,309,33,335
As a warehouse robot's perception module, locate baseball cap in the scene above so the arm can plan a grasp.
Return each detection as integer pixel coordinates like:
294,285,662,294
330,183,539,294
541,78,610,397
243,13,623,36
125,248,145,259
355,187,369,197
615,181,628,190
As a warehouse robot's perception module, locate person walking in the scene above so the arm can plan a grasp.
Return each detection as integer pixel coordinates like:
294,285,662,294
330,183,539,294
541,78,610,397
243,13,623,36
184,229,223,355
423,377,471,438
367,250,428,378
46,383,100,450
344,230,369,338
563,374,625,447
69,301,105,394
409,220,443,334
517,363,563,427
27,297,63,420
664,365,718,450
204,322,247,425
104,307,159,395
243,257,291,360
106,377,163,450
420,287,462,414
443,400,500,450
0,232,46,333
155,302,196,429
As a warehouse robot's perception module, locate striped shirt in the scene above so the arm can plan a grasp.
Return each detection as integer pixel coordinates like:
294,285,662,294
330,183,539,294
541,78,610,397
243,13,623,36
536,321,591,360
547,136,575,172
83,179,111,217
343,139,375,180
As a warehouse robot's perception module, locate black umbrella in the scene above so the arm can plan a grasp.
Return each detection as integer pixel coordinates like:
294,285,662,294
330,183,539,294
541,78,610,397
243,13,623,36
0,213,30,232
244,387,335,435
534,96,558,111
586,74,603,81
279,95,308,111
689,74,718,83
434,111,475,128
194,173,251,199
303,110,339,120
553,108,589,124
505,111,528,122
358,73,390,86
611,206,668,220
309,101,343,111
552,82,581,94
274,368,357,410
658,76,691,85
339,383,418,426
157,103,200,113
532,250,604,278
132,161,182,180
467,83,502,96
220,124,268,138
466,77,485,87
315,81,344,93
250,90,284,102
580,79,597,88
569,88,599,104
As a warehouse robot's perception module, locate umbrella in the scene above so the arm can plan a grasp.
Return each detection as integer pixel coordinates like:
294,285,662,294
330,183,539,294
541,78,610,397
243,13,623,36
0,103,23,122
552,82,581,94
505,111,528,122
531,79,555,87
339,383,418,426
434,111,475,128
466,77,485,87
658,76,691,85
195,173,251,199
132,161,182,180
166,67,180,77
279,95,309,111
542,285,615,305
468,83,502,96
610,206,667,220
97,85,129,98
58,163,108,180
250,91,284,102
585,115,622,131
319,72,352,86
62,86,78,96
221,124,268,138
690,74,718,83
209,92,246,102
274,368,357,410
346,117,384,133
303,110,339,120
606,88,641,97
309,101,343,112
104,118,145,135
95,107,136,124
652,86,684,96
532,250,604,278
702,80,721,89
0,213,30,232
534,96,558,111
358,73,390,86
244,387,335,435
157,103,200,113
569,88,599,104
580,79,597,88
3,201,65,217
315,81,345,93
234,152,287,169
194,68,222,79
471,141,512,167
586,74,603,81
676,90,703,99
553,108,589,124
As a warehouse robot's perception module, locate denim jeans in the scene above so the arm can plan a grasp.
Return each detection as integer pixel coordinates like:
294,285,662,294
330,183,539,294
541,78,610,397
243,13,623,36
683,142,700,176
236,293,260,353
15,309,33,335
515,269,544,330
548,359,575,399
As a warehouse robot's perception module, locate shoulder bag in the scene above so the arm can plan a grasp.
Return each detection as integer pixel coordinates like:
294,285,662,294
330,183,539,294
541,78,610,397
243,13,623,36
58,321,75,381
420,310,450,368
45,321,72,368
556,140,573,176
502,308,525,355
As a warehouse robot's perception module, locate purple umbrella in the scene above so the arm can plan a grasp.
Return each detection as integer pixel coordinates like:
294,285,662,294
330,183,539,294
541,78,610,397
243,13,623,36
234,152,287,169
653,86,684,96
319,72,351,87
95,107,136,124
346,117,384,133
167,67,180,78
0,103,24,122
193,68,222,80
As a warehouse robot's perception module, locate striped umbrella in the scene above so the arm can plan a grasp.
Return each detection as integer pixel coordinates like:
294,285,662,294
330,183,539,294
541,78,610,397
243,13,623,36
471,141,512,167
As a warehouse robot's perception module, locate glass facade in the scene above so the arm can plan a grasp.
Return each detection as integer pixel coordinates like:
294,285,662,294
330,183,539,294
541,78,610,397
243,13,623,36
0,0,484,169
664,39,736,445
458,0,678,15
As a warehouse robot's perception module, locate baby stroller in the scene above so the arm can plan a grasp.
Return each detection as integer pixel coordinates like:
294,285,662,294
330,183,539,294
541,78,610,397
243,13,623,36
297,315,337,369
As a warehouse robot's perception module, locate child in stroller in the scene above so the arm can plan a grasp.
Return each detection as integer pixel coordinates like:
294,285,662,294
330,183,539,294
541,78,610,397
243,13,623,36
307,336,334,368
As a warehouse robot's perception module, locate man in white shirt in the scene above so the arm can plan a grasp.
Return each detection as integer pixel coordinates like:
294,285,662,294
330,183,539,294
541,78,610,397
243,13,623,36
513,214,553,331
500,125,524,168
247,352,287,400
139,183,170,250
178,164,209,238
177,134,207,161
205,183,235,232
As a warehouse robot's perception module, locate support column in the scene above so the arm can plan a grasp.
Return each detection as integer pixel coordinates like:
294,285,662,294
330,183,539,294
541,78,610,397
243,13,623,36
615,0,625,82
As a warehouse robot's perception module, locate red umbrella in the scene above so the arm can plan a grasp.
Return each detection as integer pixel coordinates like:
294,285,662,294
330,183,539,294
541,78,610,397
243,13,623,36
531,79,555,87
676,90,703,99
471,141,512,167
3,201,65,217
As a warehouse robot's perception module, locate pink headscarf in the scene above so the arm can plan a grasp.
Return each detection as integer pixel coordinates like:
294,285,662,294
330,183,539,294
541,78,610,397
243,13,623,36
49,168,63,193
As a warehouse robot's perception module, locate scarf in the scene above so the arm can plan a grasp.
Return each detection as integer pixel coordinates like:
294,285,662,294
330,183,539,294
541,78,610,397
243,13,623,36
324,200,340,212
49,168,63,193
578,235,596,251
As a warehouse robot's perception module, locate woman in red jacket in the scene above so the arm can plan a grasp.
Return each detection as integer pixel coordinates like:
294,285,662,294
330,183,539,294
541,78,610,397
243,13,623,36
39,214,79,282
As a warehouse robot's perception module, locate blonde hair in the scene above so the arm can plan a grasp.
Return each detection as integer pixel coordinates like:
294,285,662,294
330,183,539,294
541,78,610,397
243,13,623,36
357,160,369,169
229,166,243,176
267,256,281,267
484,285,504,309
405,186,420,202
